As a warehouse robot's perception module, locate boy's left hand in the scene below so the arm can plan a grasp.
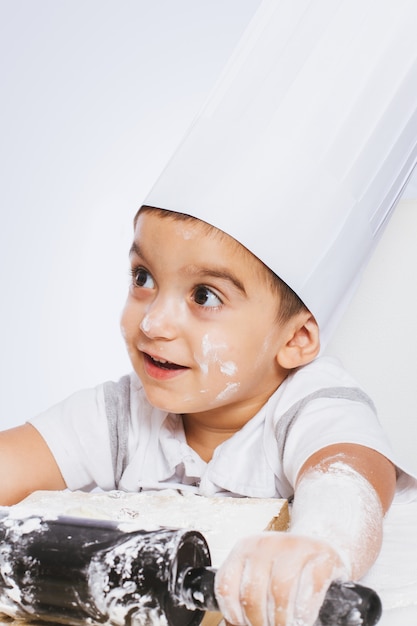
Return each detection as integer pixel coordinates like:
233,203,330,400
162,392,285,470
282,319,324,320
214,531,346,626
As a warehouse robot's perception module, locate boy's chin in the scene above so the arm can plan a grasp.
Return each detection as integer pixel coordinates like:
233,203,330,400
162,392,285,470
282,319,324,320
141,386,195,415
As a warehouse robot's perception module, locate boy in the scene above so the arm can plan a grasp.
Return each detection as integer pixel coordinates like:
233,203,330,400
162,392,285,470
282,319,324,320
0,205,400,625
3,1,417,624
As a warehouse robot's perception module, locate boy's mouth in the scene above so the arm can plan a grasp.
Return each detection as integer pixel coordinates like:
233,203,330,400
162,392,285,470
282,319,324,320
143,352,188,371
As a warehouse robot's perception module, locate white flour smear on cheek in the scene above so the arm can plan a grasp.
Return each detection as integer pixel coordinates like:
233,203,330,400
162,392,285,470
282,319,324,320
216,382,240,401
253,332,275,370
220,361,237,376
195,334,236,378
181,388,210,403
201,334,228,362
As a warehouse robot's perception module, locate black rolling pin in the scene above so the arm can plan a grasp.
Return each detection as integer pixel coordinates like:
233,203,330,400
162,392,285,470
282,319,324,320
0,514,382,626
181,567,382,626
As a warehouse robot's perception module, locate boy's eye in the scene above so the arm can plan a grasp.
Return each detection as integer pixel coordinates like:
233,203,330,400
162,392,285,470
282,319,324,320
193,286,222,308
132,267,154,289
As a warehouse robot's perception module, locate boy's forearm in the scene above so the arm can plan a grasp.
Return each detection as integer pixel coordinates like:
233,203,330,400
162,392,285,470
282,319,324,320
0,424,66,506
291,444,395,580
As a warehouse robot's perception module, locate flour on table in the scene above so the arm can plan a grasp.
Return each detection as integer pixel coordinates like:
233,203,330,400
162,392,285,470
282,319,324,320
5,489,289,568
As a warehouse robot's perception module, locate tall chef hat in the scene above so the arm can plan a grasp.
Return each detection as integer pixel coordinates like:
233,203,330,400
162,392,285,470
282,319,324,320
145,0,417,344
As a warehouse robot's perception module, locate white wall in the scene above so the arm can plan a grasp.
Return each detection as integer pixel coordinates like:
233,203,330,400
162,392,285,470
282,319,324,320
1,0,416,477
0,0,260,427
326,199,417,475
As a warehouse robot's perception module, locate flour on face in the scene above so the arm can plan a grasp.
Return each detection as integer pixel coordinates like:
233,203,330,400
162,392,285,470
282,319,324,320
215,382,241,401
140,314,152,334
195,334,237,378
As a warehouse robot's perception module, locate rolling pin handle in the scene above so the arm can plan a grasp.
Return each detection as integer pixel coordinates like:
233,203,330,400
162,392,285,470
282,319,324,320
179,568,382,626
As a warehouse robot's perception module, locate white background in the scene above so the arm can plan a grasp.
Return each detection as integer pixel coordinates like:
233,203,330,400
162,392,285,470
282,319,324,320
0,0,261,427
1,0,416,446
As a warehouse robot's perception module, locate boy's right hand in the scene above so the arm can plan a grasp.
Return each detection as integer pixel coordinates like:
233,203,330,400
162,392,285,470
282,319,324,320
214,531,347,626
0,424,66,505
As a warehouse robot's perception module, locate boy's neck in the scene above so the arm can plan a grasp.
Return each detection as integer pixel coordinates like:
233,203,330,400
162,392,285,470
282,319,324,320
182,415,238,463
181,392,274,462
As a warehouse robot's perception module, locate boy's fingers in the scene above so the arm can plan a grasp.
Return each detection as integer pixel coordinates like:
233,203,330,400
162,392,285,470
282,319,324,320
215,534,295,626
215,543,247,625
215,533,345,626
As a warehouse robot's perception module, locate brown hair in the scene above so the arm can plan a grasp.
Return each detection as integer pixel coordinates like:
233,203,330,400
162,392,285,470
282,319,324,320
135,205,308,323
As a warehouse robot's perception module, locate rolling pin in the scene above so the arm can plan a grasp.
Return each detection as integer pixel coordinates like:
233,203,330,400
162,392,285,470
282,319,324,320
0,514,382,626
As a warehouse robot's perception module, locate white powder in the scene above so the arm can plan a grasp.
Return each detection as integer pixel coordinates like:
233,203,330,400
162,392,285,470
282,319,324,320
140,314,151,333
290,461,383,580
215,382,240,401
0,491,286,625
197,334,236,380
5,490,287,570
2,489,417,624
219,361,237,376
88,530,176,626
361,500,417,615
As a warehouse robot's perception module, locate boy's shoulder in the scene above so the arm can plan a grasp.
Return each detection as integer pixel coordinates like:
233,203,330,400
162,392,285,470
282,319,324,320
289,355,364,388
273,355,373,415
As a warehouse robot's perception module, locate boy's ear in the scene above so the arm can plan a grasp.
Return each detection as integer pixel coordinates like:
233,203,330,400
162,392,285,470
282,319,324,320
276,312,320,370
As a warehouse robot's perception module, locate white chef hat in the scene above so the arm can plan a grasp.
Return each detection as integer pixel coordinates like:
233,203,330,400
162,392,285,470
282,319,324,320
145,0,417,344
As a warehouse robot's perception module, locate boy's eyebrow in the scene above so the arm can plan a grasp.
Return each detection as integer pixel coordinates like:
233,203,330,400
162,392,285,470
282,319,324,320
129,241,142,258
129,241,246,295
185,266,247,296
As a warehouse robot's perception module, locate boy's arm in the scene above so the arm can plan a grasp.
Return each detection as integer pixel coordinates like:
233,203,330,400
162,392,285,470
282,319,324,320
290,443,396,578
297,441,396,513
0,424,66,506
215,443,396,626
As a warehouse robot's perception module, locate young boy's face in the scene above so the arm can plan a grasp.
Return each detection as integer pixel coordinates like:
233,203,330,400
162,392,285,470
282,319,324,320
121,210,293,428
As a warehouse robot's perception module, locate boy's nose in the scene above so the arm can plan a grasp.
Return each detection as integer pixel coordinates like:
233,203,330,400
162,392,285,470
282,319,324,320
139,297,181,340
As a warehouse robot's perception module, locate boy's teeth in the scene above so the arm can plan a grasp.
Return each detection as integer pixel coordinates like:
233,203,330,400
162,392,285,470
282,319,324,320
150,355,178,368
147,354,185,370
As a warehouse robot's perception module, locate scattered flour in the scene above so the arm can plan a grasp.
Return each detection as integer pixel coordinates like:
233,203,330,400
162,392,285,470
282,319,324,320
5,489,288,569
1,490,417,625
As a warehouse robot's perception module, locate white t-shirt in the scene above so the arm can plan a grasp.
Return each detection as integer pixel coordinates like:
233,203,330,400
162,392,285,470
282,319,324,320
29,356,415,500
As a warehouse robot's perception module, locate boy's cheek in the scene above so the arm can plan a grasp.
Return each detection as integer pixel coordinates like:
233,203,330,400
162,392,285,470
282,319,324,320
119,303,138,342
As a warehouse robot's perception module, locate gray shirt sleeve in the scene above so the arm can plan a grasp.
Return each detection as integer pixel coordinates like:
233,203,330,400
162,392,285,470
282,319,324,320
103,374,131,488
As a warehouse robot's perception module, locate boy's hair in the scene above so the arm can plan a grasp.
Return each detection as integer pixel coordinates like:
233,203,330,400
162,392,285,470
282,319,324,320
136,206,308,323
